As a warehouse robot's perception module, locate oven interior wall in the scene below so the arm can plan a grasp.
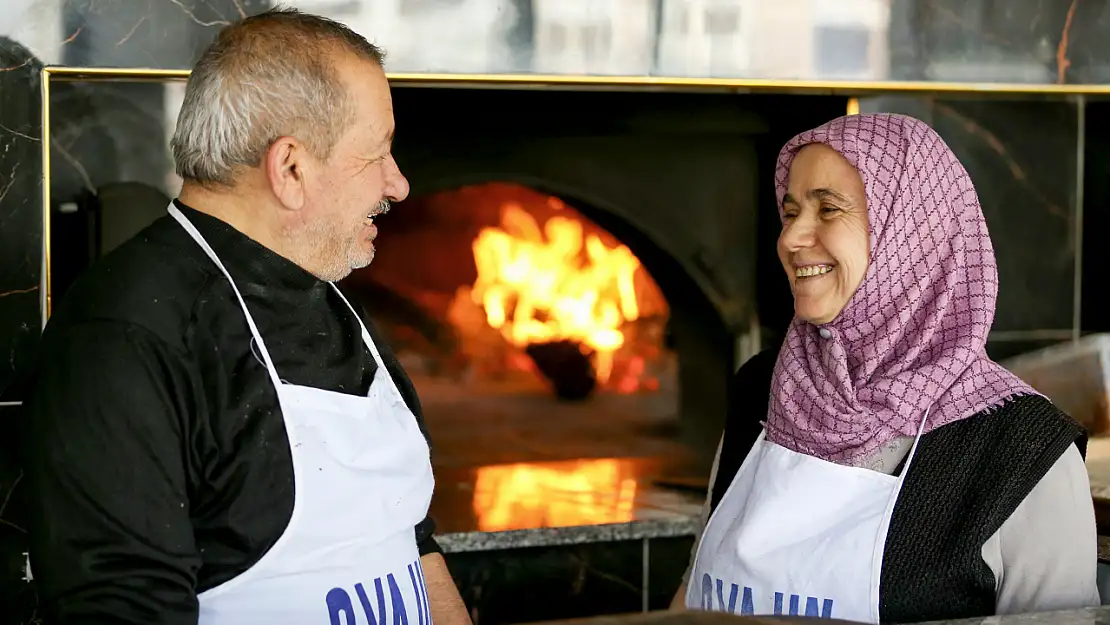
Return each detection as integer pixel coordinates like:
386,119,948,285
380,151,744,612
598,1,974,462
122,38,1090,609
387,87,849,458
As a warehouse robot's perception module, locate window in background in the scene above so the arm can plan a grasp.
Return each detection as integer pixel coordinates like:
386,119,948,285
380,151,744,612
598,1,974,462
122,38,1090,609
814,24,870,77
400,0,466,17
704,4,739,36
582,22,613,63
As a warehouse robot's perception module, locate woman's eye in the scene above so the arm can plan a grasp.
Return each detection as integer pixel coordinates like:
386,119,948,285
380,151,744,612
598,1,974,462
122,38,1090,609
820,205,841,214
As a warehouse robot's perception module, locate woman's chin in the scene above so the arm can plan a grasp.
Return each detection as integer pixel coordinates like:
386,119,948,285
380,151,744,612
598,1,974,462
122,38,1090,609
795,302,843,326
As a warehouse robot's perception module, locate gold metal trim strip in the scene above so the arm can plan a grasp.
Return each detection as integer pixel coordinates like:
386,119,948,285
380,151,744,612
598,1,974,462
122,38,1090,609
41,66,52,325
41,66,1110,95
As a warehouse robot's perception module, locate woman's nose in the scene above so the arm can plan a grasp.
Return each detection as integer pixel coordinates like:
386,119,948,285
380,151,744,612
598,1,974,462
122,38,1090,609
781,219,817,251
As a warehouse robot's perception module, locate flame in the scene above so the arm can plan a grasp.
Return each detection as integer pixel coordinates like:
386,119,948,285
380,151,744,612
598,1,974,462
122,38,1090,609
470,203,644,383
473,459,638,532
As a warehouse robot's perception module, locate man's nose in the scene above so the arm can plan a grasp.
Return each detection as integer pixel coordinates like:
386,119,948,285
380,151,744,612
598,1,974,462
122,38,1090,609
384,154,410,202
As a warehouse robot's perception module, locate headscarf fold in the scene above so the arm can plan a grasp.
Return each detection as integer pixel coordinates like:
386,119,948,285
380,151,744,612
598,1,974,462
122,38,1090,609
766,113,1036,464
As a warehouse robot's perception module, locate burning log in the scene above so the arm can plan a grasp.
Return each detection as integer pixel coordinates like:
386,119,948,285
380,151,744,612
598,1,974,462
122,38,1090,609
524,340,597,401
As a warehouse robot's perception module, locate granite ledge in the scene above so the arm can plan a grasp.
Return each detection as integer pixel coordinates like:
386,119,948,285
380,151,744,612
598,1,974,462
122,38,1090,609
921,607,1110,625
436,520,1110,557
533,607,1110,625
437,516,700,553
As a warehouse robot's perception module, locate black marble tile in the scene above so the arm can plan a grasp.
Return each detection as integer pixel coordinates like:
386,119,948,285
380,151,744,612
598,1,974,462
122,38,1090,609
0,405,35,625
1081,100,1110,335
48,83,171,206
445,540,645,625
0,37,44,399
0,37,40,619
860,96,1079,335
934,98,1078,334
889,0,1110,84
45,81,178,303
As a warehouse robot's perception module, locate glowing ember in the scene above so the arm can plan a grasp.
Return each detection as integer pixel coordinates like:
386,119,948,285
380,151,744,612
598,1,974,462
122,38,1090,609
472,459,638,532
468,202,645,383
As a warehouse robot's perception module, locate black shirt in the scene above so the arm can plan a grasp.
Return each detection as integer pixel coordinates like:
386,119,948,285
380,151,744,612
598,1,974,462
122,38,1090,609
22,201,440,625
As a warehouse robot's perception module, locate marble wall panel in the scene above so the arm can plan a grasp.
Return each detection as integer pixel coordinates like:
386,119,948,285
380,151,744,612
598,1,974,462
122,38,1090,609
2,0,1109,83
0,406,33,625
0,38,44,400
1081,100,1110,336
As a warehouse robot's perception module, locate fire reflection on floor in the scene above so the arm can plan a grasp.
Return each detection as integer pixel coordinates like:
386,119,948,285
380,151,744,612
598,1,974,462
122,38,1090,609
473,458,638,532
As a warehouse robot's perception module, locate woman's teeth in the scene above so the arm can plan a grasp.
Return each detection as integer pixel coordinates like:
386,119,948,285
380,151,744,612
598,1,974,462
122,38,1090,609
796,265,834,278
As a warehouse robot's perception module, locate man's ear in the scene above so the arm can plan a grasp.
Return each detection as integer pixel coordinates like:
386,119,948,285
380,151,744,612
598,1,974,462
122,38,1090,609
265,136,308,211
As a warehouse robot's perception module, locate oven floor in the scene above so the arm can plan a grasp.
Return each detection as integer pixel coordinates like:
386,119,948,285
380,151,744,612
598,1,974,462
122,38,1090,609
411,374,692,469
410,374,710,537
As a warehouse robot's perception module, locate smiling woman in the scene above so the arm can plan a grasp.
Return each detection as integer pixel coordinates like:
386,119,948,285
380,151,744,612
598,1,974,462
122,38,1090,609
778,144,870,326
672,113,1100,623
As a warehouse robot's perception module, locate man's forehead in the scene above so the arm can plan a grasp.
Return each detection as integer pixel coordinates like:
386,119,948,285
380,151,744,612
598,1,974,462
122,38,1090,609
334,51,389,97
339,64,393,140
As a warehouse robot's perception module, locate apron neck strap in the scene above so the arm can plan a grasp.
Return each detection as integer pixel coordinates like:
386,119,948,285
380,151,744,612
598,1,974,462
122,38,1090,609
327,284,410,402
898,407,932,481
168,203,283,389
170,203,401,397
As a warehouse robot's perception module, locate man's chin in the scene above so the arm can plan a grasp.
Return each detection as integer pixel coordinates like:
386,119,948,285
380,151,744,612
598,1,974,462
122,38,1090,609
348,246,376,272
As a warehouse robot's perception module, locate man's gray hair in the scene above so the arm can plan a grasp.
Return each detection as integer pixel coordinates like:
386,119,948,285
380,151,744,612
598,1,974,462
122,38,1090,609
171,7,385,187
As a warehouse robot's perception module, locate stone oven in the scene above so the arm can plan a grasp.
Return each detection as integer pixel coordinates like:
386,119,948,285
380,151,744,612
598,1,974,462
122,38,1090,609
348,86,847,478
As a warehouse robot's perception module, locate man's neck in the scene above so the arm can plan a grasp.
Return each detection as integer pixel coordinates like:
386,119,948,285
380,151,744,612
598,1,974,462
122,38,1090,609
178,182,291,260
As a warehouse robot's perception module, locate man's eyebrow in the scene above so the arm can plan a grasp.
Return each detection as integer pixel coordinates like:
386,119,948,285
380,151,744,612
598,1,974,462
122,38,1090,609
367,129,394,162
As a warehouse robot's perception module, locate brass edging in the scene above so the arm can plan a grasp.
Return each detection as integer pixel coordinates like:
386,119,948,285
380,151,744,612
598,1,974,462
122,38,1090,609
40,66,52,325
41,66,1110,95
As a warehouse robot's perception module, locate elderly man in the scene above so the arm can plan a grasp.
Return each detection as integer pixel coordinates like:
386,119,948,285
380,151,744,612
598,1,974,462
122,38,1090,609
22,8,470,625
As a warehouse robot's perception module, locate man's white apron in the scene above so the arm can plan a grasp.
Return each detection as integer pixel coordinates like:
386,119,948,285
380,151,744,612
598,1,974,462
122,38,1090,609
686,408,930,623
170,205,435,625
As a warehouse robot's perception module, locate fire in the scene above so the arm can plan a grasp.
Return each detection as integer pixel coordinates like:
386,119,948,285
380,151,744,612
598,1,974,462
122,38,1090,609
469,202,644,383
472,459,638,532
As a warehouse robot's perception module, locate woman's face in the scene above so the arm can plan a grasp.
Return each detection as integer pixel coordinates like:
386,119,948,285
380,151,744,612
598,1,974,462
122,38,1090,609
778,143,870,325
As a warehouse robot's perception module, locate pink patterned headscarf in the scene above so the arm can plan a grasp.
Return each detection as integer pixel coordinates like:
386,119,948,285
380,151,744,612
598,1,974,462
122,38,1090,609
765,113,1036,465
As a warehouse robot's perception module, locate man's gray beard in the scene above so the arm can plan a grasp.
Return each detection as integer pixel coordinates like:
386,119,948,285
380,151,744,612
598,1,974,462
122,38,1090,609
348,242,375,272
297,220,361,282
295,200,388,281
